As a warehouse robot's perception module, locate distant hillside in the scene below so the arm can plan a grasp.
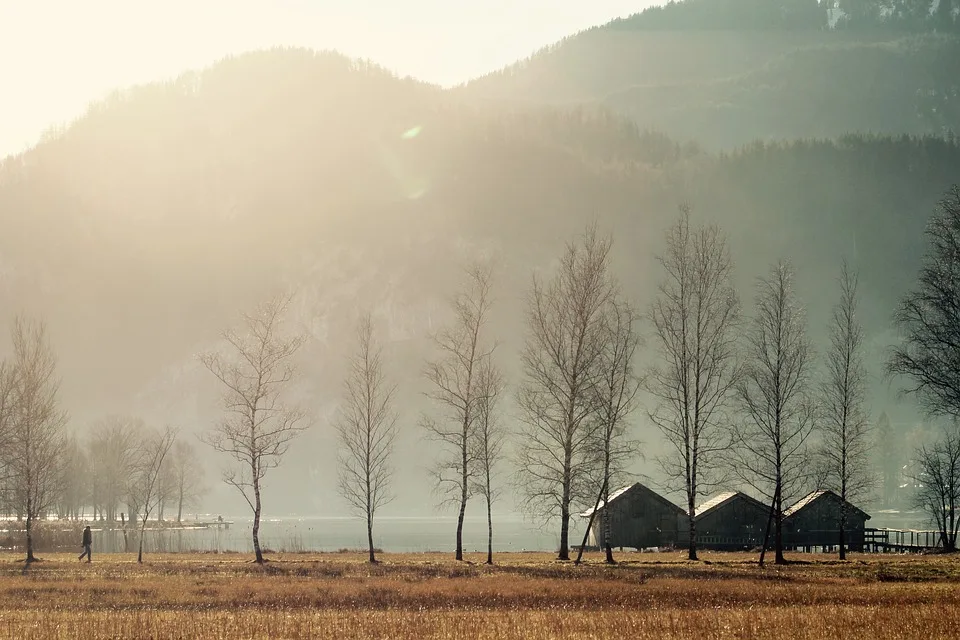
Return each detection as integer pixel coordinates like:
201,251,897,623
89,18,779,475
1,48,957,515
461,26,960,149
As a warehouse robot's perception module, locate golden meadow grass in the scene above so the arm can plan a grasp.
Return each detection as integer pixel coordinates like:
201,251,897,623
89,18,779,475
0,551,957,638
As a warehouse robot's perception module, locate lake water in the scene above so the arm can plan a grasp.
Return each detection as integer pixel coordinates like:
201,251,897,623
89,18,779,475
94,515,578,554
88,510,933,555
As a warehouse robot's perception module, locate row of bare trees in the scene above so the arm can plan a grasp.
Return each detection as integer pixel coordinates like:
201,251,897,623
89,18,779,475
55,416,205,526
0,318,201,564
501,210,877,566
194,187,960,566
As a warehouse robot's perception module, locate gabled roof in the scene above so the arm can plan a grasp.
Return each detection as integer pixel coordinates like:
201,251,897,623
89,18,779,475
694,492,737,518
694,491,767,519
784,490,871,521
579,482,685,518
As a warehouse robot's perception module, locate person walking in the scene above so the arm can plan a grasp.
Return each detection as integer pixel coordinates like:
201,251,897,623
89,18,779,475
78,525,92,563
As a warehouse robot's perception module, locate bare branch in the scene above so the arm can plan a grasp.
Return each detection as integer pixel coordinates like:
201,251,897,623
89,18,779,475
733,261,815,566
646,205,741,561
816,260,874,559
335,312,399,563
888,186,960,418
421,262,497,561
199,293,309,563
515,222,616,561
3,316,69,562
910,421,960,551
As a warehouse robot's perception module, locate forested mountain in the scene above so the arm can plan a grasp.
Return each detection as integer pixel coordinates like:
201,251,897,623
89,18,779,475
461,1,960,149
1,47,955,514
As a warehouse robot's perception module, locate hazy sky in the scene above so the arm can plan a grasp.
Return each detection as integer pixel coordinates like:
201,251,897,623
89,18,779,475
0,0,651,158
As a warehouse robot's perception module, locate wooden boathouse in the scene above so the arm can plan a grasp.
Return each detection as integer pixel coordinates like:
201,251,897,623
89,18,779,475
695,491,769,550
783,490,871,551
580,483,685,550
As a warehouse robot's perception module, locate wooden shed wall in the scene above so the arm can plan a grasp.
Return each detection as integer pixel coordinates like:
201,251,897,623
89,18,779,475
784,495,869,550
696,496,769,550
589,487,684,550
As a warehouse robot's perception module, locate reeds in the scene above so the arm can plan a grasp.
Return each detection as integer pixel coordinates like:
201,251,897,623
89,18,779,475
0,551,955,638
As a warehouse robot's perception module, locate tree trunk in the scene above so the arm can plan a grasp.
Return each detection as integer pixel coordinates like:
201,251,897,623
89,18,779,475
177,495,183,524
575,481,605,565
25,497,35,563
838,499,847,560
688,444,699,561
456,487,467,562
367,512,376,564
558,447,572,561
759,493,775,567
366,463,376,564
253,476,264,564
774,482,786,565
687,508,698,561
603,506,614,564
486,493,493,565
138,522,145,563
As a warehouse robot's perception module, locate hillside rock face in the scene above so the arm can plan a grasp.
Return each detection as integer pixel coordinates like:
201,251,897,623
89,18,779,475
462,29,960,149
1,47,958,515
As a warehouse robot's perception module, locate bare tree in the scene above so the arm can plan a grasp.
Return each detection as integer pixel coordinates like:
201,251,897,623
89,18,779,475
647,206,741,561
57,434,88,520
576,297,642,565
130,425,177,563
734,263,815,566
200,294,309,564
5,317,69,563
155,454,177,522
0,363,17,494
819,261,873,559
470,356,505,565
335,313,399,564
516,223,615,561
888,186,960,417
421,264,495,561
88,416,146,522
170,440,205,523
911,421,960,551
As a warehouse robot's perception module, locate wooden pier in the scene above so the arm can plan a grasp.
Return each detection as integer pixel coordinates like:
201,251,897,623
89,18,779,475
864,527,943,552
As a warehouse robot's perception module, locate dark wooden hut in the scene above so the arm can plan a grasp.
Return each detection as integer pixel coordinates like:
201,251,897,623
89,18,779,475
694,491,769,550
579,483,685,550
783,490,871,551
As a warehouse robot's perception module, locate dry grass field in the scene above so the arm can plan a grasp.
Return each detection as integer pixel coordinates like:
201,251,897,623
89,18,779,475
0,550,957,638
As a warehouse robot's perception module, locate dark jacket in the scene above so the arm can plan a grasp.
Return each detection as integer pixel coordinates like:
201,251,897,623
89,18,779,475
82,528,92,546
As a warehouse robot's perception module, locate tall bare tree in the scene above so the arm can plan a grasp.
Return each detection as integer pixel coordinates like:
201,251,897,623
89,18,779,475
0,363,17,495
335,313,399,564
888,186,960,417
734,262,815,566
647,206,741,561
516,223,615,561
200,294,309,564
88,416,146,522
6,317,69,563
57,435,88,520
911,421,960,551
155,454,177,522
130,425,177,563
577,297,642,565
819,261,873,560
170,440,205,522
470,356,505,565
422,264,495,561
